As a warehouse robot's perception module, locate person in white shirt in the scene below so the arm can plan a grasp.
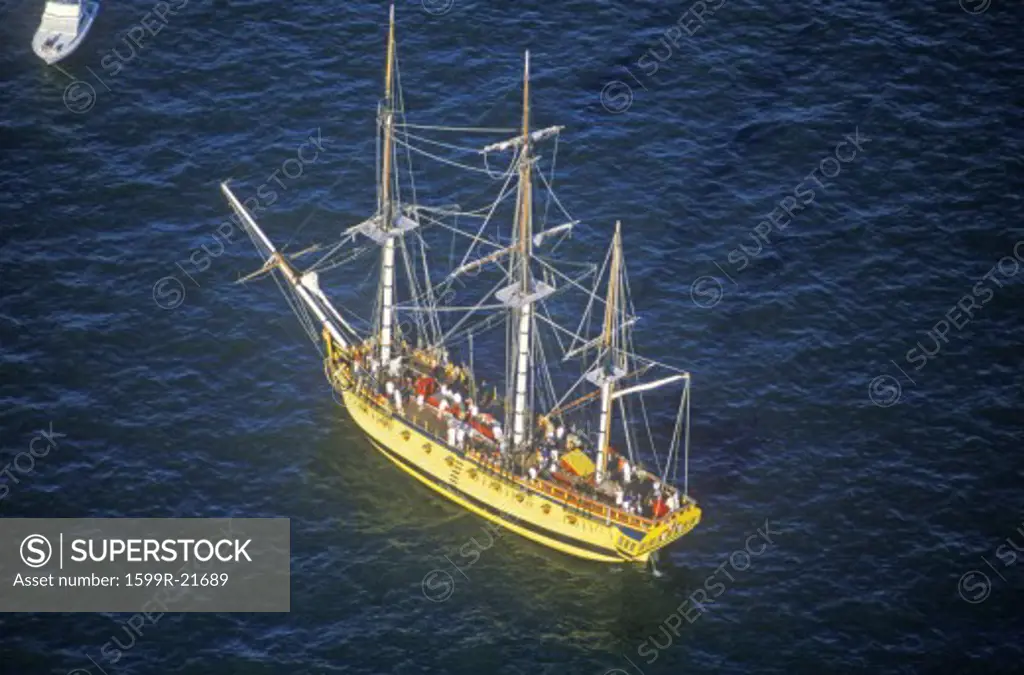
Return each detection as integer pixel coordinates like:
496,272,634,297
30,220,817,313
622,460,632,484
528,466,538,481
493,424,503,441
453,391,463,406
446,423,457,446
438,398,449,418
392,388,402,411
385,381,395,396
456,425,467,449
615,489,624,506
416,393,425,409
555,425,565,441
468,400,479,417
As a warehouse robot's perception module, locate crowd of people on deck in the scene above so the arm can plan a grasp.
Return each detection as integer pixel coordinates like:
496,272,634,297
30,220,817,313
349,341,502,450
344,341,681,521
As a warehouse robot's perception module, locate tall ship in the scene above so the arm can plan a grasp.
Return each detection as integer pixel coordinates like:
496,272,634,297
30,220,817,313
221,6,702,565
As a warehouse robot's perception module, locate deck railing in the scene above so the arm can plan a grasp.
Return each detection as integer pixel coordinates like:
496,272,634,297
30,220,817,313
329,357,692,533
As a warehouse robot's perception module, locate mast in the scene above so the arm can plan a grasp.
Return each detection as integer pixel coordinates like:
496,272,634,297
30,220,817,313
595,221,622,484
510,51,533,450
493,51,553,451
378,4,397,368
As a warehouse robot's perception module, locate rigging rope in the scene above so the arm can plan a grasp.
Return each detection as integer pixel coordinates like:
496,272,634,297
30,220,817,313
619,395,638,470
401,129,494,156
393,135,516,177
451,167,518,275
540,130,560,230
395,123,516,134
535,168,578,236
669,385,687,488
639,393,662,478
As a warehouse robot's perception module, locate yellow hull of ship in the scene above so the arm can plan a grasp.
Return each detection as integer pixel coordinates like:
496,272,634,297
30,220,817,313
340,382,701,564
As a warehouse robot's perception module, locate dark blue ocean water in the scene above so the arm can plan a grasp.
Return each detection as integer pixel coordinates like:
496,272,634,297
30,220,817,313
2,0,1023,673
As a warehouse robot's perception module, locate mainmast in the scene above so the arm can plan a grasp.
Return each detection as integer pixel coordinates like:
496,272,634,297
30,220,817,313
378,3,398,368
493,52,554,451
510,51,534,449
594,221,625,484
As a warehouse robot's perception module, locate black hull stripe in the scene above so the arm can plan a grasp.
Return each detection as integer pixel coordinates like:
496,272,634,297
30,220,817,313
366,437,625,559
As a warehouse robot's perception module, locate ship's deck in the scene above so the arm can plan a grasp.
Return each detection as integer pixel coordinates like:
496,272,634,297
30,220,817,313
347,370,686,534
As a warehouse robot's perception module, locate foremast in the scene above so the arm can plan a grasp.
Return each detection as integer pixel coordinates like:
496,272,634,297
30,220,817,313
377,3,398,368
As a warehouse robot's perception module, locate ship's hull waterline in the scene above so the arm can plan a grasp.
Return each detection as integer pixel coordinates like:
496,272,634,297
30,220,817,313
332,362,702,564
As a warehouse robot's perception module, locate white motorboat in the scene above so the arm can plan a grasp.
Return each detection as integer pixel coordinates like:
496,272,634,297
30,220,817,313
31,0,99,65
